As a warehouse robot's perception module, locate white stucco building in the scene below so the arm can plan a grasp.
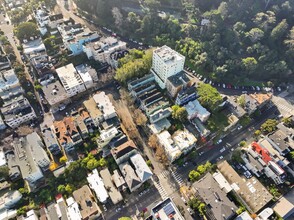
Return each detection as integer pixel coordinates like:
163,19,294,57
151,45,185,89
56,63,86,97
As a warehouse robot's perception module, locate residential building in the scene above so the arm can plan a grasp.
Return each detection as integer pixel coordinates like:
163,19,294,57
272,189,294,219
175,87,198,106
119,153,152,192
58,23,100,55
87,169,109,204
93,92,116,120
56,64,86,97
235,211,253,220
130,154,153,182
148,118,171,134
111,140,138,165
157,129,197,162
66,197,82,220
23,39,46,59
131,81,157,98
191,118,211,138
53,117,82,152
242,145,286,184
217,161,273,213
71,110,89,139
0,115,6,130
249,93,272,107
1,95,36,128
184,99,211,122
166,71,193,97
48,14,64,29
42,80,71,113
112,169,127,191
83,37,127,66
22,210,39,220
212,171,233,193
100,168,123,205
259,138,294,176
97,126,120,148
128,74,155,91
0,69,23,100
226,96,246,118
55,195,69,220
30,54,54,77
0,150,6,167
151,198,185,220
267,129,294,156
0,190,22,211
151,45,185,89
0,55,11,71
38,73,55,86
72,185,101,220
75,64,96,89
192,173,237,220
6,133,50,192
42,127,61,156
34,8,49,35
149,107,171,124
83,97,103,127
119,162,141,192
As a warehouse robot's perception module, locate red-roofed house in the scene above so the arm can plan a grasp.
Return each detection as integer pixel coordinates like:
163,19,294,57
251,142,272,164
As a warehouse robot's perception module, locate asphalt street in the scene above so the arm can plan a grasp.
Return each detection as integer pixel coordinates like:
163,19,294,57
104,185,162,220
174,104,279,181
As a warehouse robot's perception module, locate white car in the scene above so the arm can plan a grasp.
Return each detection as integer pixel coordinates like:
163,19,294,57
223,84,226,88
216,139,223,144
237,125,243,130
220,147,226,153
218,156,224,161
198,151,204,156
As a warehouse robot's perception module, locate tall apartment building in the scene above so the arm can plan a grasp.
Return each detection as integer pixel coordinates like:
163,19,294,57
151,45,185,89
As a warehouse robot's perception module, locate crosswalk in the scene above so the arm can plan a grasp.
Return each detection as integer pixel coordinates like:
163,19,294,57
275,102,293,114
152,177,168,199
170,170,185,187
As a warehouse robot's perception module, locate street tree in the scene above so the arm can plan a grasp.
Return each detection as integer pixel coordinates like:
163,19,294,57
57,184,66,194
0,166,9,180
260,119,278,133
189,170,201,182
14,22,39,41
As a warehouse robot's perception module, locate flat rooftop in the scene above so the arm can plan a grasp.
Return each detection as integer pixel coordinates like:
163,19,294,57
72,185,100,219
217,161,273,213
151,198,185,220
42,81,69,105
100,168,123,205
154,45,185,63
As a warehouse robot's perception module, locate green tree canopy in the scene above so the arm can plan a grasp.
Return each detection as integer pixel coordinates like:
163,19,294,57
171,105,188,122
57,184,66,194
118,217,132,220
0,166,9,180
260,119,278,134
189,170,201,182
197,83,222,110
115,49,153,84
14,22,39,41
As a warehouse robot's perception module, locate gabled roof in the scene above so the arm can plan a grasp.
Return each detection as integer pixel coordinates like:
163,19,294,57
130,154,153,182
111,140,137,159
192,173,237,220
251,142,272,164
119,163,141,190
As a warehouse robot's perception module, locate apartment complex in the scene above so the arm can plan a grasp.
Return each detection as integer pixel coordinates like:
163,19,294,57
56,64,86,97
151,45,185,89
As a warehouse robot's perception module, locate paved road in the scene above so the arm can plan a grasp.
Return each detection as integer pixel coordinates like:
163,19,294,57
104,185,162,220
173,104,278,181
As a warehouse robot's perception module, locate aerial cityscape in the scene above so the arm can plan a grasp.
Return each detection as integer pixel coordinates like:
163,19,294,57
0,0,293,220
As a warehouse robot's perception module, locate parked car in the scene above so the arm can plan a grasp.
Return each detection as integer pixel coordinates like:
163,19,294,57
223,84,226,88
220,147,226,153
216,139,223,144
